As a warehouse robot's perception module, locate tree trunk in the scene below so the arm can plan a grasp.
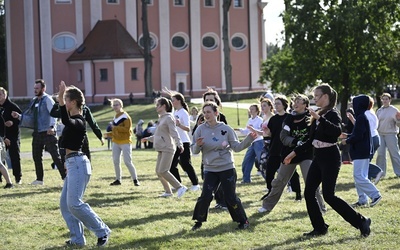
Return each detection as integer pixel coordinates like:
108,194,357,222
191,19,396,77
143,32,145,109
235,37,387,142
222,0,232,93
142,0,153,97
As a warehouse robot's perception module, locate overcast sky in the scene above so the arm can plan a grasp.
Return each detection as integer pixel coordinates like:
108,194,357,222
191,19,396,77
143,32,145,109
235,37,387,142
264,1,285,45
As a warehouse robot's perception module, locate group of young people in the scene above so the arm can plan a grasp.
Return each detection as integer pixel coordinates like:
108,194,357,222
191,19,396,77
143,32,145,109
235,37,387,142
7,81,400,247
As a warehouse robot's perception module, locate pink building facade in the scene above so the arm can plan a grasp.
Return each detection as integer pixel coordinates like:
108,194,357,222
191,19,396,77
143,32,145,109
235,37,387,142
5,0,268,102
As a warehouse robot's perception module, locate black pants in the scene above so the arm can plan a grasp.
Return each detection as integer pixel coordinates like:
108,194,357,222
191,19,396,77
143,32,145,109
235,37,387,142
289,170,301,194
305,146,364,231
170,143,199,185
201,162,226,206
265,155,281,191
33,132,65,180
7,137,22,182
193,168,247,223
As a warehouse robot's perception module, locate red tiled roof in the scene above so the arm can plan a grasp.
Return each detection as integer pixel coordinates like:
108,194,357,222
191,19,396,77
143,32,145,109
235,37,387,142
67,19,144,61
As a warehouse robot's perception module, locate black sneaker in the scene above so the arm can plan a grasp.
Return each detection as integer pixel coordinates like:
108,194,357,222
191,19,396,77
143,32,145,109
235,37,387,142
370,196,382,207
110,180,121,186
237,220,250,230
133,179,140,186
192,221,202,231
4,183,13,189
360,217,371,237
97,234,109,247
65,240,84,246
303,226,328,237
351,201,368,208
295,192,302,201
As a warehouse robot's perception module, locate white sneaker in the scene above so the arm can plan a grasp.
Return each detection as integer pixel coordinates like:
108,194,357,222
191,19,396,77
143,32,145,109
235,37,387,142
31,180,44,185
258,207,270,213
159,192,173,198
177,186,188,198
374,171,384,185
190,184,201,191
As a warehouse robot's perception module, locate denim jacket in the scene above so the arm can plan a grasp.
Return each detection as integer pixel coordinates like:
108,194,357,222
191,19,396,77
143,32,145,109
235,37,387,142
20,93,56,132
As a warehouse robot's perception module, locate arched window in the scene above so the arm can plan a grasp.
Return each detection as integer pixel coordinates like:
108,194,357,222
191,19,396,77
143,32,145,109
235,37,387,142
52,33,77,53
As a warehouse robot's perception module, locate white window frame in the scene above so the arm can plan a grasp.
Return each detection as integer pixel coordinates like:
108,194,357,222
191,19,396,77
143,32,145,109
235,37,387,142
52,32,77,53
106,0,120,5
204,0,214,8
55,0,72,4
231,33,247,51
171,32,189,51
233,0,243,8
202,33,219,51
138,32,158,51
174,0,185,7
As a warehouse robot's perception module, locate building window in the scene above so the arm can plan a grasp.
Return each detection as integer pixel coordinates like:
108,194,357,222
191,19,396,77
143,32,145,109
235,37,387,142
77,69,83,82
231,34,247,51
55,0,72,3
52,33,77,53
202,33,219,51
171,33,189,51
107,0,119,4
144,0,153,5
204,0,214,7
138,33,158,51
233,0,243,8
131,68,138,80
174,0,184,6
100,69,108,81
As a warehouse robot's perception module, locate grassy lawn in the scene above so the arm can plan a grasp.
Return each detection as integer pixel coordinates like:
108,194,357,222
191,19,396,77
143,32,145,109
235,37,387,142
2,101,400,249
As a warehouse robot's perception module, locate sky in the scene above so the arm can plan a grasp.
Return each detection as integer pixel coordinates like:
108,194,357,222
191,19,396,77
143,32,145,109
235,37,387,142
263,1,285,45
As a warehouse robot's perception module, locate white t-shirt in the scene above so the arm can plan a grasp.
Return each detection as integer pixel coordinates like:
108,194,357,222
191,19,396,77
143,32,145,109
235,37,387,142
174,108,191,143
365,110,379,137
239,116,263,142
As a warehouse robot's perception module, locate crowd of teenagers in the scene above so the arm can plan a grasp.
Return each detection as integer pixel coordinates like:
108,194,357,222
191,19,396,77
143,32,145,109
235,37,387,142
3,80,400,247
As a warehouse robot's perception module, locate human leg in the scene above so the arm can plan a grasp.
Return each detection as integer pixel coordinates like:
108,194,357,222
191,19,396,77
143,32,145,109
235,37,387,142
44,134,66,179
156,151,182,190
299,159,326,212
64,156,111,240
112,143,123,181
262,163,296,211
241,144,256,183
32,133,45,181
192,171,219,223
385,134,400,176
376,134,387,176
353,159,381,204
121,143,138,180
169,147,182,182
265,155,281,191
8,139,21,183
219,169,248,224
179,142,199,185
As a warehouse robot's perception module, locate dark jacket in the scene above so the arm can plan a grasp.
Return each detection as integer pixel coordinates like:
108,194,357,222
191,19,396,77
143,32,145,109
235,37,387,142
346,95,372,160
0,97,22,140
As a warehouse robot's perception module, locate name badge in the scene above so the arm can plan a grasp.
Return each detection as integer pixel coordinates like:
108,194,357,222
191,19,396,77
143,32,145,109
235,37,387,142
35,103,39,108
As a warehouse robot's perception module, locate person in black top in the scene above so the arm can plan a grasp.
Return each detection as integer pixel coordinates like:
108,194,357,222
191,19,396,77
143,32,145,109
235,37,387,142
50,100,104,164
284,84,371,237
58,81,111,247
263,95,288,196
258,94,325,213
0,87,22,184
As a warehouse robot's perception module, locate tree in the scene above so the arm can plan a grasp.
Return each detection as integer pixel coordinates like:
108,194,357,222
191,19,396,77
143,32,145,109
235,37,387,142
0,1,6,87
222,0,232,93
141,0,153,97
260,0,400,118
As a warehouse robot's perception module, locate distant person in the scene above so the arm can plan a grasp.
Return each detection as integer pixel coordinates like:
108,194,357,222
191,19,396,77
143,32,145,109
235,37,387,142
0,87,22,184
340,95,381,208
235,104,263,184
129,92,134,105
143,121,155,149
12,79,65,184
142,97,187,198
57,81,111,247
108,99,140,186
134,119,144,149
375,93,400,178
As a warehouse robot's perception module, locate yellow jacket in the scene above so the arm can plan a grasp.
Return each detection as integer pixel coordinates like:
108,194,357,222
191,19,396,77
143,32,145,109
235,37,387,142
111,111,132,144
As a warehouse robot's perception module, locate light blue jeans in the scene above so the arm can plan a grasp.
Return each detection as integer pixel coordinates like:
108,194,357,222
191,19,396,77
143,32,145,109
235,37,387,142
376,133,400,177
353,158,381,204
112,143,138,181
241,140,264,183
60,155,111,245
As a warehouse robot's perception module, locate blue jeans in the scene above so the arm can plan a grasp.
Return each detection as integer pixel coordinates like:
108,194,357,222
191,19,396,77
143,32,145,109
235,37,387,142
241,140,264,183
376,133,400,176
60,155,111,245
353,159,381,204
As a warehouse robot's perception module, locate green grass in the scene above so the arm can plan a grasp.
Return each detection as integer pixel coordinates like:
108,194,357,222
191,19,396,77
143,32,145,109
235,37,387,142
3,101,400,249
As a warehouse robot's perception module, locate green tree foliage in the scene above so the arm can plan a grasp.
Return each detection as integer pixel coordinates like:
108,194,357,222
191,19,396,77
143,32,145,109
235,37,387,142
260,0,400,117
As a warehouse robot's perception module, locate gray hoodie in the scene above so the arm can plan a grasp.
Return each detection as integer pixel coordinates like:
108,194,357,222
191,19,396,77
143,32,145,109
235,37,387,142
192,122,254,172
